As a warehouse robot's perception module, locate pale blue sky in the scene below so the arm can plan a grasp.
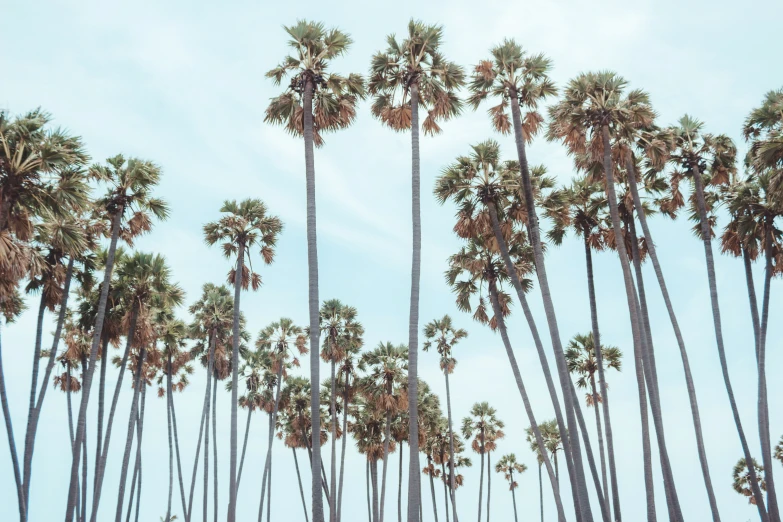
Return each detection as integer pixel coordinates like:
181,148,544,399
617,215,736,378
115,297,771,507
1,1,781,521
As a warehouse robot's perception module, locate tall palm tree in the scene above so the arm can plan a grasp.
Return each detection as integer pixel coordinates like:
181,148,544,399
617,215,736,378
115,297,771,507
734,458,768,505
548,72,683,522
495,454,526,522
466,41,594,521
66,154,168,522
368,23,464,521
461,402,504,522
360,342,408,522
565,332,621,507
203,198,282,521
668,115,772,519
256,318,308,521
744,88,783,199
266,21,365,522
446,235,565,522
423,315,467,522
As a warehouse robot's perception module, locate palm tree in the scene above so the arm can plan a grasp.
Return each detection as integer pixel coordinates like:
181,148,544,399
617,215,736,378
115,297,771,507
318,299,364,522
266,21,365,522
335,334,365,522
446,234,565,522
734,458,768,505
256,318,308,521
461,402,504,522
368,23,464,521
423,315,467,522
203,198,282,521
565,332,621,507
548,71,684,522
359,342,408,522
495,454,526,522
279,394,311,522
466,41,594,521
668,115,772,519
66,154,168,522
744,88,783,199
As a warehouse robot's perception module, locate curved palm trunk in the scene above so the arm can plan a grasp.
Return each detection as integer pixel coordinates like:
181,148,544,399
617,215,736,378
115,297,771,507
477,435,485,522
1,323,27,522
380,410,392,522
337,376,350,522
114,345,147,522
89,306,139,522
227,242,244,522
626,157,720,521
211,375,218,522
293,448,310,522
66,208,123,522
588,374,609,510
259,364,284,521
508,95,592,522
583,239,619,521
302,76,325,522
510,472,518,522
398,442,404,522
599,126,682,521
236,407,252,488
487,279,566,522
485,452,491,522
202,340,214,522
742,247,761,360
406,81,423,522
132,387,146,522
169,380,187,520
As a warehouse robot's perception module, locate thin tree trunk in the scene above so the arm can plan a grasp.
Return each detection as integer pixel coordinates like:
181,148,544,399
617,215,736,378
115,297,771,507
372,460,380,522
294,448,310,522
114,345,147,522
202,338,214,522
487,279,566,522
126,386,146,522
330,360,337,522
227,241,244,522
589,374,609,512
399,442,404,522
583,239,617,522
477,434,484,522
444,372,458,522
599,126,679,521
1,323,27,522
125,433,139,522
539,463,543,522
66,365,78,520
428,458,439,522
212,374,218,522
486,201,583,522
133,454,142,522
166,357,174,522
367,459,372,522
259,412,272,522
90,306,140,522
380,409,392,522
259,364,284,521
742,247,761,361
510,475,518,522
237,407,252,488
485,451,491,522
267,448,272,522
169,377,187,520
133,387,146,522
184,334,212,522
80,355,88,522
25,257,75,518
67,208,123,522
303,423,332,503
94,333,109,492
23,293,47,511
303,75,324,522
626,156,719,521
442,461,450,522
509,95,591,522
406,81,423,522
338,375,350,522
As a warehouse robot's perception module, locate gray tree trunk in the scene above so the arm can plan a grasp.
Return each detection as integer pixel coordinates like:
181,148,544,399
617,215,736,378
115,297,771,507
212,374,218,522
169,376,187,520
442,461,450,522
398,442,404,522
293,448,310,522
742,247,761,361
337,375,350,522
477,433,484,522
372,460,380,522
237,407,252,488
380,409,392,522
487,279,566,522
330,359,337,522
406,81,423,522
367,459,372,522
166,356,174,522
228,241,244,522
589,374,609,511
443,372,458,522
126,385,146,522
485,451,491,522
94,333,109,492
202,335,214,522
427,457,439,522
539,463,543,522
510,471,518,522
259,364,284,520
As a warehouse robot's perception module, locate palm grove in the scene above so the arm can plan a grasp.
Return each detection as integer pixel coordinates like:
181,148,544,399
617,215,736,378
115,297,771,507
1,18,782,522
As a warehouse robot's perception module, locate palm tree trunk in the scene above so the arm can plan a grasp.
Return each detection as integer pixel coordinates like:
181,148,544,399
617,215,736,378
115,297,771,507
487,279,566,522
212,374,218,522
1,323,27,522
583,238,619,522
89,306,139,522
184,335,212,522
485,452,491,522
626,156,720,521
228,242,244,522
133,452,142,522
237,407,252,488
202,338,214,522
486,200,584,522
125,412,140,522
259,364,284,521
427,458,439,522
169,376,187,520
406,81,423,522
443,372,458,522
398,442,404,522
380,410,392,522
599,125,681,521
442,461,450,522
367,459,372,522
267,449,272,522
166,358,174,522
508,95,591,522
67,365,81,521
477,436,484,522
294,448,310,522
114,345,147,522
94,333,109,491
80,355,88,522
338,375,350,522
67,208,123,522
372,459,380,522
742,246,761,361
758,218,779,522
303,74,325,522
24,257,75,518
126,386,146,522
303,423,332,503
330,359,338,522
539,463,543,522
589,374,609,510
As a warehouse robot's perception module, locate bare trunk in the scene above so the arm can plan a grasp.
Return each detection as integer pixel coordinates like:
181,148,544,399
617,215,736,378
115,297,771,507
337,374,350,522
426,457,439,522
380,409,392,522
294,448,310,522
510,472,518,522
80,355,88,522
477,433,484,522
166,357,174,522
589,374,609,511
372,459,380,522
125,411,140,522
442,460,450,522
444,372,458,522
485,451,491,522
94,333,109,492
227,242,244,522
169,378,187,520
367,460,373,522
398,442,404,522
212,374,218,522
237,407,252,488
259,364,284,520
742,247,761,361
539,463,543,522
126,385,146,522
1,323,27,522
202,336,214,522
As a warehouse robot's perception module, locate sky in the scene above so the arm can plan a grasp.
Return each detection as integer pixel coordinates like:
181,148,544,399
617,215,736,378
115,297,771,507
1,0,782,521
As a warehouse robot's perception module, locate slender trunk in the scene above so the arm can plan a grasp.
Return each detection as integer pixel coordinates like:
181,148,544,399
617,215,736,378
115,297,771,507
170,379,187,521
367,460,372,522
267,447,272,522
372,459,380,522
583,238,618,522
330,360,337,522
759,218,779,521
80,356,88,522
380,409,392,522
94,333,109,492
742,247,761,361
237,408,252,488
487,279,566,522
133,386,146,522
303,75,324,522
338,375,350,522
202,337,214,522
477,434,484,522
486,200,582,522
90,306,140,522
486,452,491,522
510,472,518,522
442,461,450,522
126,386,146,522
539,463,543,522
67,365,82,521
627,156,720,521
428,457,439,522
1,323,27,522
125,412,140,522
294,448,310,522
227,241,244,522
114,344,147,522
259,364,284,521
599,125,678,520
134,454,142,522
185,335,212,522
303,422,332,503
166,357,174,522
25,257,75,517
399,442,404,522
67,208,123,522
509,95,591,522
406,81,423,522
589,373,609,512
212,374,218,522
444,372,458,522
